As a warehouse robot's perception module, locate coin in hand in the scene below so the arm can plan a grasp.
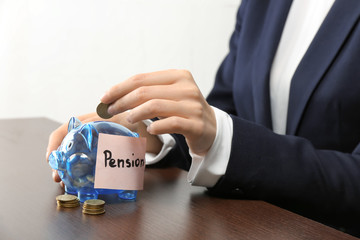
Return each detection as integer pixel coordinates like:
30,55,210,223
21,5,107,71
96,102,113,119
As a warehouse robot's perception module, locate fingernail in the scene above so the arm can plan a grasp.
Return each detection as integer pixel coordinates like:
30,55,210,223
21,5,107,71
107,104,115,115
100,90,109,102
126,114,133,124
147,124,152,133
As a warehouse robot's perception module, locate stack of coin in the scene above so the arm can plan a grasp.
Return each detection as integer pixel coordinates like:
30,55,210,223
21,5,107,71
56,194,80,208
82,199,106,215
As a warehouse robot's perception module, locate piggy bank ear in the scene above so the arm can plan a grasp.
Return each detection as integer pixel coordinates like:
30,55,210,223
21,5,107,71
80,124,98,151
68,117,82,132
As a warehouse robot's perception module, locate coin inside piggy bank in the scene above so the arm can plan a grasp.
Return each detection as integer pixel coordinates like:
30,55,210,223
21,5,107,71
49,117,139,202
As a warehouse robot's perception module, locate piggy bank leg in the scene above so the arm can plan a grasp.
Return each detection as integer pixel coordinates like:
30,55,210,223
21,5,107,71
118,190,137,201
78,187,98,202
64,185,78,195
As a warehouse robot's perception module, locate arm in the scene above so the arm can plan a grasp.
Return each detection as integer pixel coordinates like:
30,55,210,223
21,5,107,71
208,116,360,231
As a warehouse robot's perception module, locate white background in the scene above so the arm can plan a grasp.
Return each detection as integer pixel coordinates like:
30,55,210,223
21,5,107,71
0,0,240,123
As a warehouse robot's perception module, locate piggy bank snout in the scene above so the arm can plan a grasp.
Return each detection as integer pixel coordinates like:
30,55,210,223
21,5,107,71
49,151,65,171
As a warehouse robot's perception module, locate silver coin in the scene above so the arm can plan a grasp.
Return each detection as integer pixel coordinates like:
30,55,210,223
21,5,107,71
96,102,113,119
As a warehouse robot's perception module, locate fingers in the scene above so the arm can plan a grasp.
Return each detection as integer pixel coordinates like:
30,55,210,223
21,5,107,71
125,97,215,155
100,69,192,105
52,169,61,182
103,70,201,118
108,84,192,115
47,124,67,184
147,116,196,136
98,69,216,155
46,124,67,161
147,115,215,155
126,98,197,123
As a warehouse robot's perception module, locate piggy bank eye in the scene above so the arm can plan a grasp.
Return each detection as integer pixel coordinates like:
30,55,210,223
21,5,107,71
66,141,74,151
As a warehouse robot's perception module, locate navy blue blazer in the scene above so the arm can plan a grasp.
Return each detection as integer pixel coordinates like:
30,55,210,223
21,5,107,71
156,0,360,236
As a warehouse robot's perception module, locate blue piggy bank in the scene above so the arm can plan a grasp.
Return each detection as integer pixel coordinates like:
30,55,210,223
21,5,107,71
49,117,139,202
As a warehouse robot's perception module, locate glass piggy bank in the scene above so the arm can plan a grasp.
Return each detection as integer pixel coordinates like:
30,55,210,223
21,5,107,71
49,117,139,202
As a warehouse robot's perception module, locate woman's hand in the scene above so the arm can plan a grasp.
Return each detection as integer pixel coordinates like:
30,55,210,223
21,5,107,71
101,69,216,156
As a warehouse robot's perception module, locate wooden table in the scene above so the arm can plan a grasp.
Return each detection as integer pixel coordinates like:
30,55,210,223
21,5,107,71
0,118,358,240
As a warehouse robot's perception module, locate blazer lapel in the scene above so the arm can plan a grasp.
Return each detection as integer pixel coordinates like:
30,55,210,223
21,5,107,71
252,0,293,129
286,0,360,135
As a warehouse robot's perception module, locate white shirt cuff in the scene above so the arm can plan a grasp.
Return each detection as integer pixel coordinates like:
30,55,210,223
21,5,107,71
143,119,176,165
187,106,233,187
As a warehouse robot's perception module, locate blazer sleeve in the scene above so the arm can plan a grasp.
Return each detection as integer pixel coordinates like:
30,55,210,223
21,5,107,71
208,116,360,231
